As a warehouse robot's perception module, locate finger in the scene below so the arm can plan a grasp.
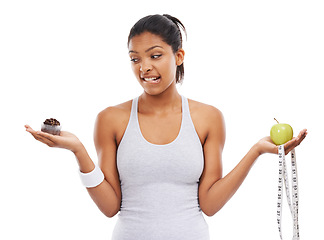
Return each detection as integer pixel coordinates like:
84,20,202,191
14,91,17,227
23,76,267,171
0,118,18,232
28,132,56,147
284,139,297,154
284,129,308,154
25,126,43,140
37,130,61,143
37,136,56,147
25,125,59,147
298,129,308,141
26,128,55,145
295,129,307,139
293,129,308,147
25,124,37,134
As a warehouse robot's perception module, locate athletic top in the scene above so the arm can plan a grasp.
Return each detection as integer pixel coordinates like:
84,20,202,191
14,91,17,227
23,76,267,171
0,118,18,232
112,95,210,240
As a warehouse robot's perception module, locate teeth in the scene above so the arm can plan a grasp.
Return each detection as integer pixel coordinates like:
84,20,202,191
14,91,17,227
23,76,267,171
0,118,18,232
144,77,158,81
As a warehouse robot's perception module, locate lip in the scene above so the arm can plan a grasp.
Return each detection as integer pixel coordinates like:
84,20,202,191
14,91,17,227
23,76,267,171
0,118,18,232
143,78,161,84
141,76,161,83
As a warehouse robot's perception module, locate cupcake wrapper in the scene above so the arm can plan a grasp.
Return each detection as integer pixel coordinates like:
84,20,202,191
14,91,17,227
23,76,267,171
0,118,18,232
41,123,62,135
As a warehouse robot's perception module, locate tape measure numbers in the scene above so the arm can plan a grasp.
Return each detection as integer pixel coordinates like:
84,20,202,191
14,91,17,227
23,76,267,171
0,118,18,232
277,145,299,239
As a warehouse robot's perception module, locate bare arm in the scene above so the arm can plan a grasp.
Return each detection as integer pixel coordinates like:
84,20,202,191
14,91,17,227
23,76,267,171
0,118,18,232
25,108,122,218
198,108,307,217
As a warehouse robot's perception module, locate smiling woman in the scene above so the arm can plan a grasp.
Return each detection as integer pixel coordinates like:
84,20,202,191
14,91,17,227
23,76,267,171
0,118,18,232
25,14,307,240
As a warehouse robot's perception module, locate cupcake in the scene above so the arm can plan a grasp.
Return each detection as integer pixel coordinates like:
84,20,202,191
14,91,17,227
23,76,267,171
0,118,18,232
41,118,61,135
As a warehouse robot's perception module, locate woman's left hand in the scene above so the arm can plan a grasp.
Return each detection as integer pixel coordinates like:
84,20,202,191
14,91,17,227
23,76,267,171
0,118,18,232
256,129,308,155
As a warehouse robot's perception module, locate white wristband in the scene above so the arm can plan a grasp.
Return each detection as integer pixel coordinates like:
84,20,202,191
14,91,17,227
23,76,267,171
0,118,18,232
79,164,104,188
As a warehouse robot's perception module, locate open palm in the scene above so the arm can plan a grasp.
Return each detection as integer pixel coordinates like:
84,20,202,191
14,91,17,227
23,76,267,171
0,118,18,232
257,129,307,155
25,125,83,153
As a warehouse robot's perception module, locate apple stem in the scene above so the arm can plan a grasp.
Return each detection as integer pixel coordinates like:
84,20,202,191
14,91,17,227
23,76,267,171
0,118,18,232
274,118,279,124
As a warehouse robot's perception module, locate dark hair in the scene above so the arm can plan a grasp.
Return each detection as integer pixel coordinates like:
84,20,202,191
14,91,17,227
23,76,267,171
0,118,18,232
128,14,186,84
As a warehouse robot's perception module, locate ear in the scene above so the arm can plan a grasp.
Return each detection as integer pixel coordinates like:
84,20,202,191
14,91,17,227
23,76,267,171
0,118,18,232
175,48,185,66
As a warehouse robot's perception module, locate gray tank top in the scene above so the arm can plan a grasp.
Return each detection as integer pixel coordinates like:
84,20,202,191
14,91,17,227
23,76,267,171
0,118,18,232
113,95,210,240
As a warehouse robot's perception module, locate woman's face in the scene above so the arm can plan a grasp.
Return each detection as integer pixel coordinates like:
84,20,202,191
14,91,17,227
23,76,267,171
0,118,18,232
128,32,184,96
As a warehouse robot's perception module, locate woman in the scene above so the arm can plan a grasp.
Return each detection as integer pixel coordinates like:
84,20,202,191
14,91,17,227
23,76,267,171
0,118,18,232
25,14,307,240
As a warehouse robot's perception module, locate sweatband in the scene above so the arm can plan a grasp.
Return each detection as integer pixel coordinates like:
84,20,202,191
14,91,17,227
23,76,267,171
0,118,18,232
79,164,104,188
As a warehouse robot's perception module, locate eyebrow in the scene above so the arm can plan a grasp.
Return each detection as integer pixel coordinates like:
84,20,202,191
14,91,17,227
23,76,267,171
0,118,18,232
129,45,164,54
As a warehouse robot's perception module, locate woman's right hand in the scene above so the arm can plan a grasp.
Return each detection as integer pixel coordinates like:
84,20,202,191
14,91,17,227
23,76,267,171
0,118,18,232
25,125,84,153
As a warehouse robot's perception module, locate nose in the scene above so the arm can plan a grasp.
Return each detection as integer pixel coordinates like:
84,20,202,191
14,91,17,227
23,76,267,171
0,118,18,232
140,61,152,73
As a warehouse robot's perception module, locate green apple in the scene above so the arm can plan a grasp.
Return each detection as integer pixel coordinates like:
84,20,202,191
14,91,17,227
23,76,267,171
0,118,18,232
270,118,293,145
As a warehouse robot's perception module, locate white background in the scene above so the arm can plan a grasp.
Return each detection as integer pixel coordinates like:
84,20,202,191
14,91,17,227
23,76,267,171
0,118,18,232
1,0,323,239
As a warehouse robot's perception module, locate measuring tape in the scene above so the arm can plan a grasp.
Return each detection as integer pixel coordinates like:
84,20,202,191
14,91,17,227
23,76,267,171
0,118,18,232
277,145,299,239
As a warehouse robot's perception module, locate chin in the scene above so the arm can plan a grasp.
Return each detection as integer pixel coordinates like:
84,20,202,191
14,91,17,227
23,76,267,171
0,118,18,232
143,89,164,96
139,78,176,96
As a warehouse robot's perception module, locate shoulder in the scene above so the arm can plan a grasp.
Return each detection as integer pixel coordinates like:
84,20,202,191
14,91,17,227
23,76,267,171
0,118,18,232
96,100,132,124
188,98,224,125
187,98,225,145
95,99,133,138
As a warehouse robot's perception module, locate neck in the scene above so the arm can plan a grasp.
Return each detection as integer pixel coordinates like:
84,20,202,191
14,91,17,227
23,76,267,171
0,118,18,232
139,88,181,114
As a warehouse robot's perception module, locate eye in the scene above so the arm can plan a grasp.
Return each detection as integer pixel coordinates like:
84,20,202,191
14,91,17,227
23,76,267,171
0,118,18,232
130,57,139,63
151,54,162,59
